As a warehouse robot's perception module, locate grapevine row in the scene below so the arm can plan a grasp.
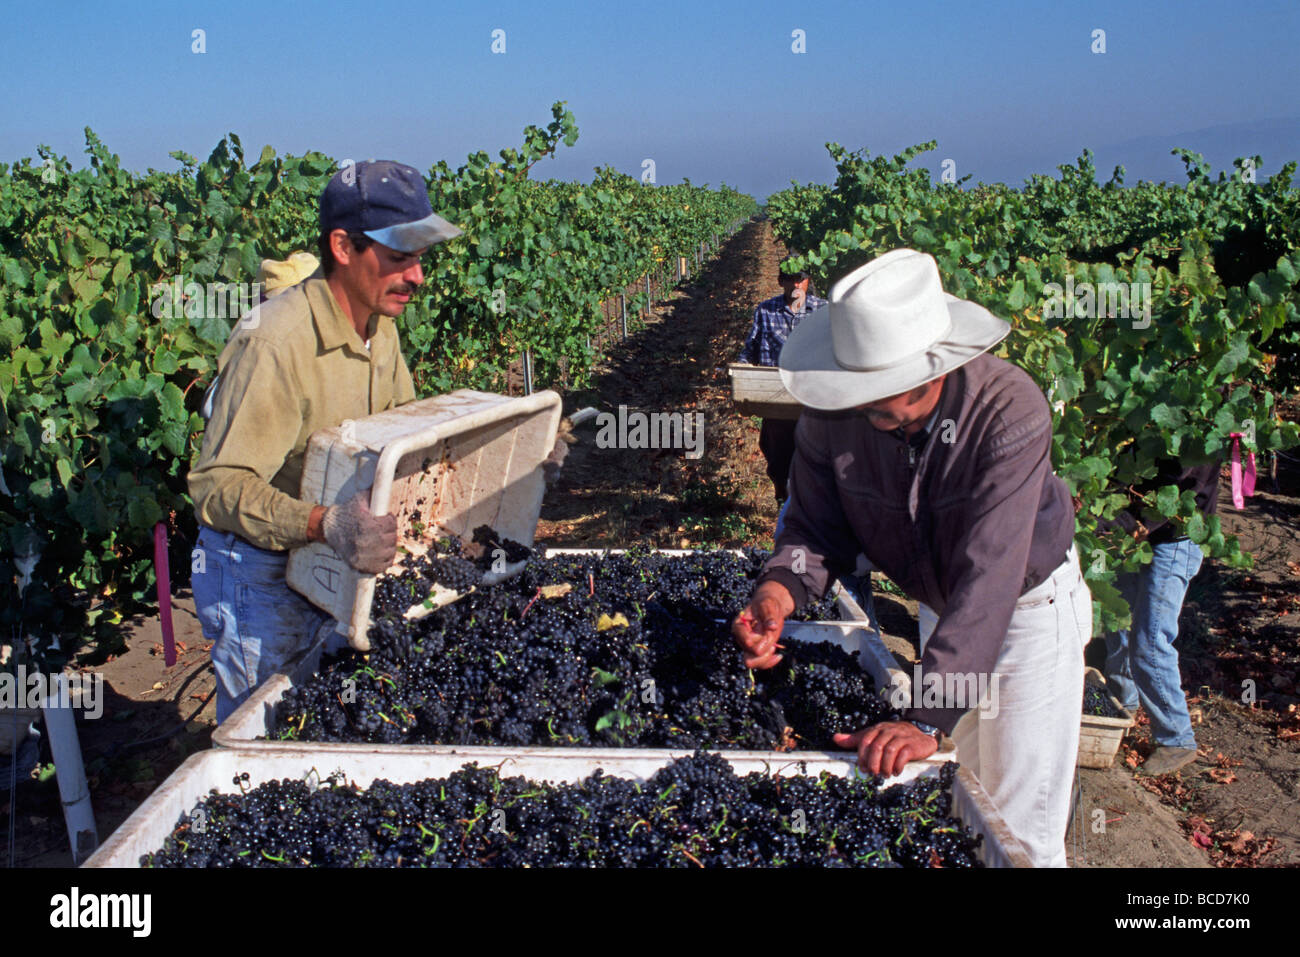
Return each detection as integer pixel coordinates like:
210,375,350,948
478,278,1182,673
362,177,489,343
0,103,756,660
767,141,1300,631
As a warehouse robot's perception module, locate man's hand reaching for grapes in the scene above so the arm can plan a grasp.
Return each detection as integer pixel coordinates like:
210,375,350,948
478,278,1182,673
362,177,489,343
833,722,939,778
731,581,795,669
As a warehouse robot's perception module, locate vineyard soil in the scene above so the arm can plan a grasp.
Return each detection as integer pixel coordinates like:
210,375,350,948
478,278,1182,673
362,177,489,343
3,221,1297,868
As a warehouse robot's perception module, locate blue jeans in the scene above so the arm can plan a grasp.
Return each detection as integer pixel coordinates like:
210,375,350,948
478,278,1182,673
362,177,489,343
192,525,333,723
1103,538,1203,749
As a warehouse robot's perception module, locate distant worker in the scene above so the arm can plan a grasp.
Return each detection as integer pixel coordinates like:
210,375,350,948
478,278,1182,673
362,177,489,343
259,251,322,300
1100,456,1220,776
200,252,320,422
189,161,463,722
738,257,825,505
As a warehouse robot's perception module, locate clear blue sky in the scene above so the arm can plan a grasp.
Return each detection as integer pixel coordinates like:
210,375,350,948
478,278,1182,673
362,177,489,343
2,0,1297,200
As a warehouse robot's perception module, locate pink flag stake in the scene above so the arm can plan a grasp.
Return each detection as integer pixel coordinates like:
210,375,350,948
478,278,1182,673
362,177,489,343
153,521,176,667
1228,433,1257,510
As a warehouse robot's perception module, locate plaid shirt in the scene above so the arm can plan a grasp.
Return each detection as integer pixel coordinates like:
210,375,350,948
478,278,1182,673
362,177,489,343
738,292,826,367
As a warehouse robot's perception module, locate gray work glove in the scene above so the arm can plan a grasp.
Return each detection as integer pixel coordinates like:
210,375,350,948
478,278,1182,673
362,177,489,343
321,492,398,574
543,417,576,487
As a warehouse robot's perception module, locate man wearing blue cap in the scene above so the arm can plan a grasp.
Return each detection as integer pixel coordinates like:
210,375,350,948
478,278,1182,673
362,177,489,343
189,161,462,722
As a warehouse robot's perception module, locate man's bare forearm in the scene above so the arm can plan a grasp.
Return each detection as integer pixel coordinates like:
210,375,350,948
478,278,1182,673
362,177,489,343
306,505,328,543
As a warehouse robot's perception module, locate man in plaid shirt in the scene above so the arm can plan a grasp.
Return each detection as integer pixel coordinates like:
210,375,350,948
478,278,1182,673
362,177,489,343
739,259,826,502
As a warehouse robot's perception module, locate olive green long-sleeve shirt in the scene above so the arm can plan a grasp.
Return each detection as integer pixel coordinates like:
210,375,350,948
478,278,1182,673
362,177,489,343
187,271,416,551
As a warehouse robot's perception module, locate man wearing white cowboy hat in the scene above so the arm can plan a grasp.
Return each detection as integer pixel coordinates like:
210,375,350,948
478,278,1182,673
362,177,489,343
732,248,1090,867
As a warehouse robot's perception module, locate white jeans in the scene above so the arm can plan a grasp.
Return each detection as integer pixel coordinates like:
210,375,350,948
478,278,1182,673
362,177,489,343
933,547,1091,868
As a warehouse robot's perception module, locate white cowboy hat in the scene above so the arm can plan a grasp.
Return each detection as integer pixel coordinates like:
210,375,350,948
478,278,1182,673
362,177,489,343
778,248,1010,410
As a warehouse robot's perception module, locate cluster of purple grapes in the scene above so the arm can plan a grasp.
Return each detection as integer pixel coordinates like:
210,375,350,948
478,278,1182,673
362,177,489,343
270,548,896,748
1083,682,1126,718
142,754,982,868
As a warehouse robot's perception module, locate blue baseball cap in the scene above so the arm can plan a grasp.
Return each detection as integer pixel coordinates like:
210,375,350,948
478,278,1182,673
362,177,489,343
319,160,462,253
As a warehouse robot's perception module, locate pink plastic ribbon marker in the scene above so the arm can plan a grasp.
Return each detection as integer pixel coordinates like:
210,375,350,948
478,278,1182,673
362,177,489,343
153,521,176,667
1228,433,1257,510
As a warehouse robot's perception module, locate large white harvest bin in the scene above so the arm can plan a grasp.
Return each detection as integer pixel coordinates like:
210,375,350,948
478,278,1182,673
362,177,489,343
85,746,1030,868
727,363,801,419
286,390,562,650
213,615,914,753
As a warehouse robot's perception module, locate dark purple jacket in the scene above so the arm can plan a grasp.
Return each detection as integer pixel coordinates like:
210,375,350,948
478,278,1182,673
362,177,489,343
758,353,1076,733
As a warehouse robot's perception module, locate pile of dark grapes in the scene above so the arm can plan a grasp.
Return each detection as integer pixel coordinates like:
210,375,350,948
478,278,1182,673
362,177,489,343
470,525,532,564
518,547,842,620
272,547,893,748
374,525,538,617
372,537,481,613
142,754,981,868
1083,683,1126,718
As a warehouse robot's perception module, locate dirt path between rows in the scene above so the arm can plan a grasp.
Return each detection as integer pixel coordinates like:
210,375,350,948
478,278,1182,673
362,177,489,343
6,220,1296,869
535,219,788,547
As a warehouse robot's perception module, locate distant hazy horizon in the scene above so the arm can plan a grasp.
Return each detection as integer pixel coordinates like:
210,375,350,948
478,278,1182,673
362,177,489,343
2,0,1296,203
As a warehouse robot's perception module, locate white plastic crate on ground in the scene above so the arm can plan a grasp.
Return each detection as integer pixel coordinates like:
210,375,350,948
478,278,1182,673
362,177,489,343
212,617,923,755
1078,666,1136,769
85,746,1029,868
727,363,802,419
285,390,562,650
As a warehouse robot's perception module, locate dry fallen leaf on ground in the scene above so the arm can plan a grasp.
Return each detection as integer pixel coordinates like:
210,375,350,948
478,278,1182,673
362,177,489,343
1224,830,1254,854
